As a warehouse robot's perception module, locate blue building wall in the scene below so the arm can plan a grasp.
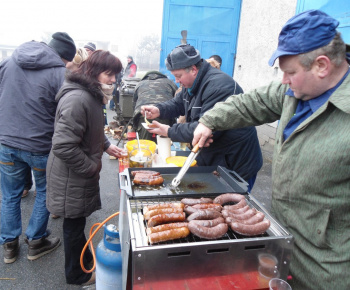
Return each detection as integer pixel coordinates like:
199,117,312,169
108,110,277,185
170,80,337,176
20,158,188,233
159,0,242,81
296,0,350,43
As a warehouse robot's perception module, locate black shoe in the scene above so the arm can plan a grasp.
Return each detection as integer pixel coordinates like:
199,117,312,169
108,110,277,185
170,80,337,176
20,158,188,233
3,238,19,264
25,236,61,261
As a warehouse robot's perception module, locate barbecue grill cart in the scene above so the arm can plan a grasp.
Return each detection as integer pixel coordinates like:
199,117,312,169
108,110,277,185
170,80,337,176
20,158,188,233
119,166,293,290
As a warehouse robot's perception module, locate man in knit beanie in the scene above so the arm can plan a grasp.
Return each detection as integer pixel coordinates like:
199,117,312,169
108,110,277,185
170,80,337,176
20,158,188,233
49,32,76,62
84,42,96,56
0,31,76,264
141,44,262,191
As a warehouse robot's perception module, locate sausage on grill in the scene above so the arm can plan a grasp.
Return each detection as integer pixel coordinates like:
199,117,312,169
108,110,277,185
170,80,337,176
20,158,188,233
230,219,271,236
148,227,190,244
192,203,222,211
187,209,222,221
222,208,257,220
143,202,184,214
131,170,160,177
223,205,250,214
144,207,184,220
133,174,164,186
225,211,265,225
146,222,189,235
147,212,186,227
189,217,225,227
223,199,247,211
188,222,228,239
213,193,245,205
181,197,213,206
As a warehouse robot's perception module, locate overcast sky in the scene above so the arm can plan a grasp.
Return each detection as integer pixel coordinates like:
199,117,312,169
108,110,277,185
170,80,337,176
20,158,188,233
1,0,164,52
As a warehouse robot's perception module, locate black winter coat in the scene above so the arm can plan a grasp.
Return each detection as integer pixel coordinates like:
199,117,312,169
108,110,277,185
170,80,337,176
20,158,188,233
46,73,111,218
156,60,262,180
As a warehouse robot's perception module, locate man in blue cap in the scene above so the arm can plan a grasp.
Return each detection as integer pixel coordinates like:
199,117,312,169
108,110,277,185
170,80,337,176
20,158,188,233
192,10,350,289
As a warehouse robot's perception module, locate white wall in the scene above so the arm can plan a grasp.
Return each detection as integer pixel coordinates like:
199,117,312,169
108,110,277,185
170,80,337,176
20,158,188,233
234,0,297,141
234,0,297,92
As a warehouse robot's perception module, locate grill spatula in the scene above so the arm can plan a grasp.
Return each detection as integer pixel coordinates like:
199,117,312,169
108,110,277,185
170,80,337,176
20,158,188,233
171,144,201,187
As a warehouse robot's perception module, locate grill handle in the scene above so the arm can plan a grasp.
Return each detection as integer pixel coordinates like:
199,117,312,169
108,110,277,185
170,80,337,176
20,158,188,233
217,166,249,193
119,170,132,195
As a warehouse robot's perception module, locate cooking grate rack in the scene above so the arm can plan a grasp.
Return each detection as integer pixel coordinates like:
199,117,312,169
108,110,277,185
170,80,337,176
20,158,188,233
128,196,290,248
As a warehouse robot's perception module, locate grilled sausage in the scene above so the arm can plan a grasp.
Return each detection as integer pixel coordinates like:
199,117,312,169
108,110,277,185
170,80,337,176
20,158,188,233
225,211,265,225
192,203,222,211
184,205,198,215
223,205,250,214
133,175,164,186
189,217,225,227
131,170,160,177
146,222,189,235
147,212,186,227
143,202,184,214
144,207,184,220
188,221,228,239
148,227,190,244
230,219,271,236
213,193,245,205
222,208,257,220
184,204,222,215
181,197,213,206
223,199,247,211
187,209,222,221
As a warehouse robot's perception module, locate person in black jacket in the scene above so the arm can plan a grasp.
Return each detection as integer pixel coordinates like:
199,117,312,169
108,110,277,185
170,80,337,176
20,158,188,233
141,44,262,190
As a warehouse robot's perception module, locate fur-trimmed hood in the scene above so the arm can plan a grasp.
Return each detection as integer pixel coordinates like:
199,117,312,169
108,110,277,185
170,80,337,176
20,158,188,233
55,72,104,103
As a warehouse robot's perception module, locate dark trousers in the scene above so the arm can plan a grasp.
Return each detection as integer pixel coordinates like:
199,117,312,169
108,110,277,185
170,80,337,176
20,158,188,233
63,217,93,285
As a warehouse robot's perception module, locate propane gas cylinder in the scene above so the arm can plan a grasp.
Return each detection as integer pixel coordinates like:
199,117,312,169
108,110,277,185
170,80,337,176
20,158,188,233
96,224,122,290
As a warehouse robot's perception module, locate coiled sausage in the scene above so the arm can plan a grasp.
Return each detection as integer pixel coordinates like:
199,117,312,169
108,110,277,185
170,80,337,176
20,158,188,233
225,211,265,225
222,208,257,220
187,209,222,221
213,193,245,205
188,222,228,239
230,219,271,236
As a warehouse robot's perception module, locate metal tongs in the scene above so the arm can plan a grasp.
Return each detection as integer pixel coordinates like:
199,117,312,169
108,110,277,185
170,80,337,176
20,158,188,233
171,144,202,187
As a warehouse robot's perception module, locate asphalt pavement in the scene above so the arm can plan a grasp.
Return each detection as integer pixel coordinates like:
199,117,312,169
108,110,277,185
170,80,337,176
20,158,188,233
0,107,273,290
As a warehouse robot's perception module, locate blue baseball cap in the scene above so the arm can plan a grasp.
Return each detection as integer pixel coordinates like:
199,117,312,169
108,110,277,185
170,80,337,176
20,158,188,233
268,10,339,66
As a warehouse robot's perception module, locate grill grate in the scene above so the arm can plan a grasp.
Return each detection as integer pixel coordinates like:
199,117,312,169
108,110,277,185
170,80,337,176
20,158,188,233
129,197,269,247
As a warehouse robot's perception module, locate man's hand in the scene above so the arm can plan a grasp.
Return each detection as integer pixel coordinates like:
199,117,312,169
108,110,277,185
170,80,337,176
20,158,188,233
192,123,213,148
147,121,170,137
141,105,160,119
105,144,127,158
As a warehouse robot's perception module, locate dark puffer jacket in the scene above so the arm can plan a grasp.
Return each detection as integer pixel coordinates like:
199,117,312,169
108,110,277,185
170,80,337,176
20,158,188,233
156,60,263,181
46,73,111,218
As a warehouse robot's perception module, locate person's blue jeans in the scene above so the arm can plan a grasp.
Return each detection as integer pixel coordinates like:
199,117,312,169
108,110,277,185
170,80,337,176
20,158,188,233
0,143,50,244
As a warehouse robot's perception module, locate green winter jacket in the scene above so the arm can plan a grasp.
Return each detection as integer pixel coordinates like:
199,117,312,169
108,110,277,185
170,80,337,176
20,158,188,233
200,75,350,290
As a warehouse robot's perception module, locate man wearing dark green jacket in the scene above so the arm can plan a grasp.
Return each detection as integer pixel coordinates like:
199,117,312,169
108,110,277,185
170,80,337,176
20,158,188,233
193,10,350,290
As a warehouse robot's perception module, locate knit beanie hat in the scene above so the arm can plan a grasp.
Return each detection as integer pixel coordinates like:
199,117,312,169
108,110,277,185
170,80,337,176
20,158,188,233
165,44,201,71
84,42,96,51
49,32,76,61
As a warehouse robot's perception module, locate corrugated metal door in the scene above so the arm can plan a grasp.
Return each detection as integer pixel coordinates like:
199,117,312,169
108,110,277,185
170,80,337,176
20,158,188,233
160,0,242,81
296,0,350,43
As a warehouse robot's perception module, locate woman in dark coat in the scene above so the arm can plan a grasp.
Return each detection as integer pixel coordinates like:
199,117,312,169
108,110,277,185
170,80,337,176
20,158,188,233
46,50,125,286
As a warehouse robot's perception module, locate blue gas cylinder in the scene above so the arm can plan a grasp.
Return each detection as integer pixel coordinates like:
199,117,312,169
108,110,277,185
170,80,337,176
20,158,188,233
96,224,122,289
